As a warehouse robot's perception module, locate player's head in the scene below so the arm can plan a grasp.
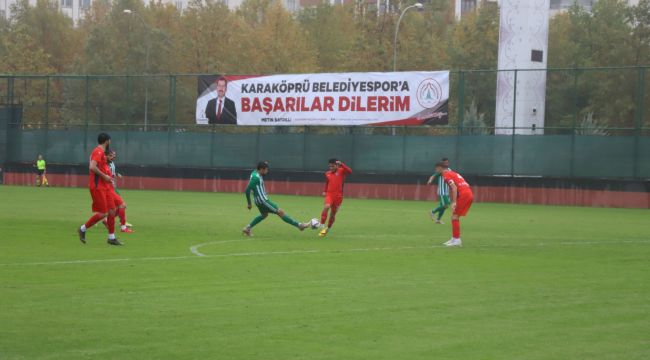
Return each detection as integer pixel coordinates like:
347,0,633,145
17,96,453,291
441,157,449,166
215,77,228,98
37,154,42,160
257,161,269,175
97,133,111,146
106,150,116,161
328,158,338,172
434,161,449,174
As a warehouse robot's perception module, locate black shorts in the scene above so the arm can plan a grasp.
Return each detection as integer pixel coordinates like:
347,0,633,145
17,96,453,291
37,170,45,176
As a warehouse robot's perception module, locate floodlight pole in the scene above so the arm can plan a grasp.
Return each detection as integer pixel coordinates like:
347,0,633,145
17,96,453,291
124,9,151,131
393,3,423,72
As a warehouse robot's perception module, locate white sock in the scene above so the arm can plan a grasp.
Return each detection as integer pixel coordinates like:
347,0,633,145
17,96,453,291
108,233,115,240
80,225,86,232
121,225,127,231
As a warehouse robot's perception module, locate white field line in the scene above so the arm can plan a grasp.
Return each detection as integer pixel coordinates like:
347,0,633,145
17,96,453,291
1,239,649,267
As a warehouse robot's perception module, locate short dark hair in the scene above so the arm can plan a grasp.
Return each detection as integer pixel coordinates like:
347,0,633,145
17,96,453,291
97,133,111,144
328,158,338,164
257,161,269,170
435,161,449,169
441,157,449,162
216,76,228,85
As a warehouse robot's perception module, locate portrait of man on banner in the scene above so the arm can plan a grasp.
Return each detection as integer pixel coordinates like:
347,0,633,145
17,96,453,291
204,77,237,124
196,75,237,125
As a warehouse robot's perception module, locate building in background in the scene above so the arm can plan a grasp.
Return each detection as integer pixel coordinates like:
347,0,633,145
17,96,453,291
455,0,641,20
0,0,305,23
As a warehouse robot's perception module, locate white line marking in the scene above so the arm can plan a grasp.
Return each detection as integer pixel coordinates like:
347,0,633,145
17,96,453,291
190,239,256,257
1,240,648,267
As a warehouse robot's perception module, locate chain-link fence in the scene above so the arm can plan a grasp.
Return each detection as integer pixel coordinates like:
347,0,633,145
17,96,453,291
1,67,648,179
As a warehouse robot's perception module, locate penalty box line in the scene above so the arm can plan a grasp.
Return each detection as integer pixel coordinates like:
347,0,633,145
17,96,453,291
1,239,649,267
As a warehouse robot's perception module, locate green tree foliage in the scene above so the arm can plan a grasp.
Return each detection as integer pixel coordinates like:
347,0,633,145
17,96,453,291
0,0,647,128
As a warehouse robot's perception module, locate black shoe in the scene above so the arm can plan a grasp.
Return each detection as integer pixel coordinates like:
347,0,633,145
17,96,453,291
78,228,86,244
107,238,123,246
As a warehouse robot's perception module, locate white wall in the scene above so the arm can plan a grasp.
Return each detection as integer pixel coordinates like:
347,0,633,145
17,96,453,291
495,0,550,135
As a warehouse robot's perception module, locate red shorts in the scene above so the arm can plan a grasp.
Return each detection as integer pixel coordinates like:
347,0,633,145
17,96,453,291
112,191,124,207
325,193,343,208
90,188,116,214
454,191,474,216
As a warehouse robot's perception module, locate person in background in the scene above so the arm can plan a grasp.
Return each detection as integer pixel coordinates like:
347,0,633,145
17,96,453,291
34,154,49,187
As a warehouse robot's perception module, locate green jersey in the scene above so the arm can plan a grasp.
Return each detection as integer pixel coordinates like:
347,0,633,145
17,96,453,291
108,161,120,194
432,172,449,197
36,159,46,170
245,170,271,206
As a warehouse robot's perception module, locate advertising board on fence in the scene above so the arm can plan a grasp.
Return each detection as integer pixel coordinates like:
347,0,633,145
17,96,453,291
196,72,449,126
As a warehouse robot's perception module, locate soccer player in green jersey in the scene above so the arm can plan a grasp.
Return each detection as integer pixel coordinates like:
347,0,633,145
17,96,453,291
243,162,309,236
427,157,450,224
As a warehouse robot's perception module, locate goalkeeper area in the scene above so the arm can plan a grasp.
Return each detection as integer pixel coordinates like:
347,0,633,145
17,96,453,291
0,185,648,359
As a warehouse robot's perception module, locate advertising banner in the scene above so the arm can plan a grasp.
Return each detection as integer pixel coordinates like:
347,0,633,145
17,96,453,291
196,72,449,126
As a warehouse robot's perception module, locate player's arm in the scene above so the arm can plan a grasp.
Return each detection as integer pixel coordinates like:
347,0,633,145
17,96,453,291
448,181,458,210
337,161,352,175
322,176,329,196
89,159,111,182
244,177,257,209
427,174,436,185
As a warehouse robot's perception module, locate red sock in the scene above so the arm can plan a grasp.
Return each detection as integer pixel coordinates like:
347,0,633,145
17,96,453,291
452,219,460,238
320,208,329,224
118,208,126,227
327,207,338,228
107,213,116,234
84,213,105,229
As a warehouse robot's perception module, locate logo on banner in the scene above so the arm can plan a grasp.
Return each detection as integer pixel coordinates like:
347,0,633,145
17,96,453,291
416,78,443,109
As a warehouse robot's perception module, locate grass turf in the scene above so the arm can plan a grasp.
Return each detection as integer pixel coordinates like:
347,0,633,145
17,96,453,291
0,185,648,359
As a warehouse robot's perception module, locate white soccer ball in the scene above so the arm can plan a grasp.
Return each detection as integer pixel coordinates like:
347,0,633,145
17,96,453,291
310,218,320,229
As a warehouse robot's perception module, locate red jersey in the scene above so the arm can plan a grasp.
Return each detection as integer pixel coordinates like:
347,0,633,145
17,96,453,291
442,170,472,195
88,145,111,190
324,163,352,194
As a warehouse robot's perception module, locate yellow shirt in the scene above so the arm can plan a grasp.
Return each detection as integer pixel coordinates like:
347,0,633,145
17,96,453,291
36,159,46,170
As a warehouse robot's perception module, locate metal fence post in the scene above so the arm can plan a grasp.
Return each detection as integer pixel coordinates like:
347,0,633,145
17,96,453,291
44,76,50,157
401,126,407,174
8,76,14,124
456,71,465,167
510,70,518,176
167,75,176,167
633,67,645,179
169,75,176,126
84,76,89,153
302,126,308,171
570,68,579,178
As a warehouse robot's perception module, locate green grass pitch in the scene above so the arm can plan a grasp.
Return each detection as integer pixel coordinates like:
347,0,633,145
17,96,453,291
0,185,648,359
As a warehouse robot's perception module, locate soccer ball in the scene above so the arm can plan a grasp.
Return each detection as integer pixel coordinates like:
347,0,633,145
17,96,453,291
309,218,320,229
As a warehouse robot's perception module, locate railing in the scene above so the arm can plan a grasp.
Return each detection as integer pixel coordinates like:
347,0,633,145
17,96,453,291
1,67,648,179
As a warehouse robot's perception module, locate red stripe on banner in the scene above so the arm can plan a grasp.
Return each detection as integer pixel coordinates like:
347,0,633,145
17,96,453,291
225,75,263,81
5,172,649,209
369,118,424,126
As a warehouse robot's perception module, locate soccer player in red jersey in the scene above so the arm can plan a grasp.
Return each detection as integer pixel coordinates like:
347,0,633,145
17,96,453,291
319,158,352,237
435,161,474,247
77,133,122,246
